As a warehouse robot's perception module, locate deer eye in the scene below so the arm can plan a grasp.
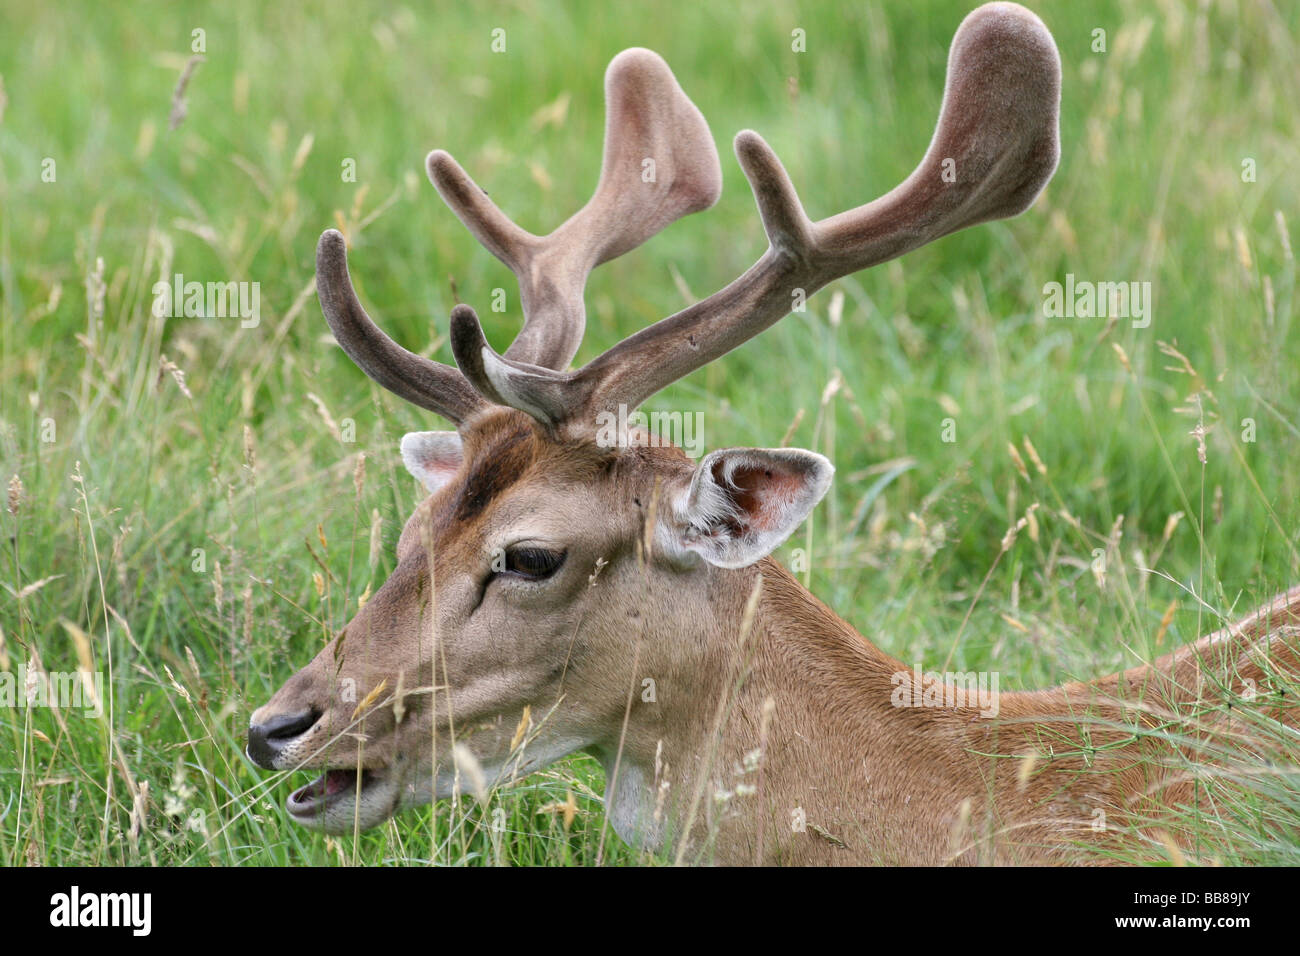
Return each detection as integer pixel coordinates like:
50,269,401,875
502,547,566,580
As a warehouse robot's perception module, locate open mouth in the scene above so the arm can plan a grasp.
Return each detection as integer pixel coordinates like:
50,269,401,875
287,768,380,819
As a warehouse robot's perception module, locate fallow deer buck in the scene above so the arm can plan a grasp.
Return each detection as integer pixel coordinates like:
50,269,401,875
248,2,1300,864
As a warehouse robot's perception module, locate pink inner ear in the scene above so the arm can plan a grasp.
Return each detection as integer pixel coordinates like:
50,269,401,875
414,446,462,478
716,460,803,532
401,432,465,491
422,456,461,484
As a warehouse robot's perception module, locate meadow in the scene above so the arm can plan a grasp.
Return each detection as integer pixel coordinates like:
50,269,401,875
1,0,1297,865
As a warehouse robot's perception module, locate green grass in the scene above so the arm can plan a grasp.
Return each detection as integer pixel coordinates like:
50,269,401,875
1,0,1297,865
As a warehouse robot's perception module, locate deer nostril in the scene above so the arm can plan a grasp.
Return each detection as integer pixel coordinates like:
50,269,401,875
246,709,321,769
265,709,320,740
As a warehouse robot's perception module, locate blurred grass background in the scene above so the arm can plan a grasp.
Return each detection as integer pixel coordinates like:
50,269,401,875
1,0,1297,865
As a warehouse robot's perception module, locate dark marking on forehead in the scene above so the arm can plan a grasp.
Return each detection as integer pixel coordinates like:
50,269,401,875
424,407,672,547
452,421,534,521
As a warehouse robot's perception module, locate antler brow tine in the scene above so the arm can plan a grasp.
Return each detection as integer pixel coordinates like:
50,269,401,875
315,229,486,424
316,49,721,424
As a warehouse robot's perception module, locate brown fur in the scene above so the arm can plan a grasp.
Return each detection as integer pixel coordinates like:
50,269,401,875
252,407,1299,862
257,5,1291,862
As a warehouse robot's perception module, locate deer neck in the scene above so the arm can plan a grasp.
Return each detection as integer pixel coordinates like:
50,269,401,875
591,559,987,865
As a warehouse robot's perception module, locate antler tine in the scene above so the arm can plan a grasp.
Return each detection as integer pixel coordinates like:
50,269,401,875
428,48,722,373
316,229,486,424
454,2,1060,430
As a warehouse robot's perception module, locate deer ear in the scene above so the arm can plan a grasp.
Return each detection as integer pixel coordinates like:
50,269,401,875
400,431,464,493
667,448,834,569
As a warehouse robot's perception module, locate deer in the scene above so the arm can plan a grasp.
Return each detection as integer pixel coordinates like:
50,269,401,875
246,2,1300,865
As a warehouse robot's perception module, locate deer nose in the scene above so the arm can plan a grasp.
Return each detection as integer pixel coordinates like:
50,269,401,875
246,710,319,769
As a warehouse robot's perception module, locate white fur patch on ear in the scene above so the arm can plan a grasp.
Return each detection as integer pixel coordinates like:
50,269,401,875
669,447,834,569
400,431,464,494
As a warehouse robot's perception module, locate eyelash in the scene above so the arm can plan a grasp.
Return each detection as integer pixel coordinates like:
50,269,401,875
497,547,566,582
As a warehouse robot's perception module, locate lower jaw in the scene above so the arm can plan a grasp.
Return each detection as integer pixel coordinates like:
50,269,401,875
287,768,378,820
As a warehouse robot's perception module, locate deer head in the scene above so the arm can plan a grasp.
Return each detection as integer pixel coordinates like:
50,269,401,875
247,2,1060,842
